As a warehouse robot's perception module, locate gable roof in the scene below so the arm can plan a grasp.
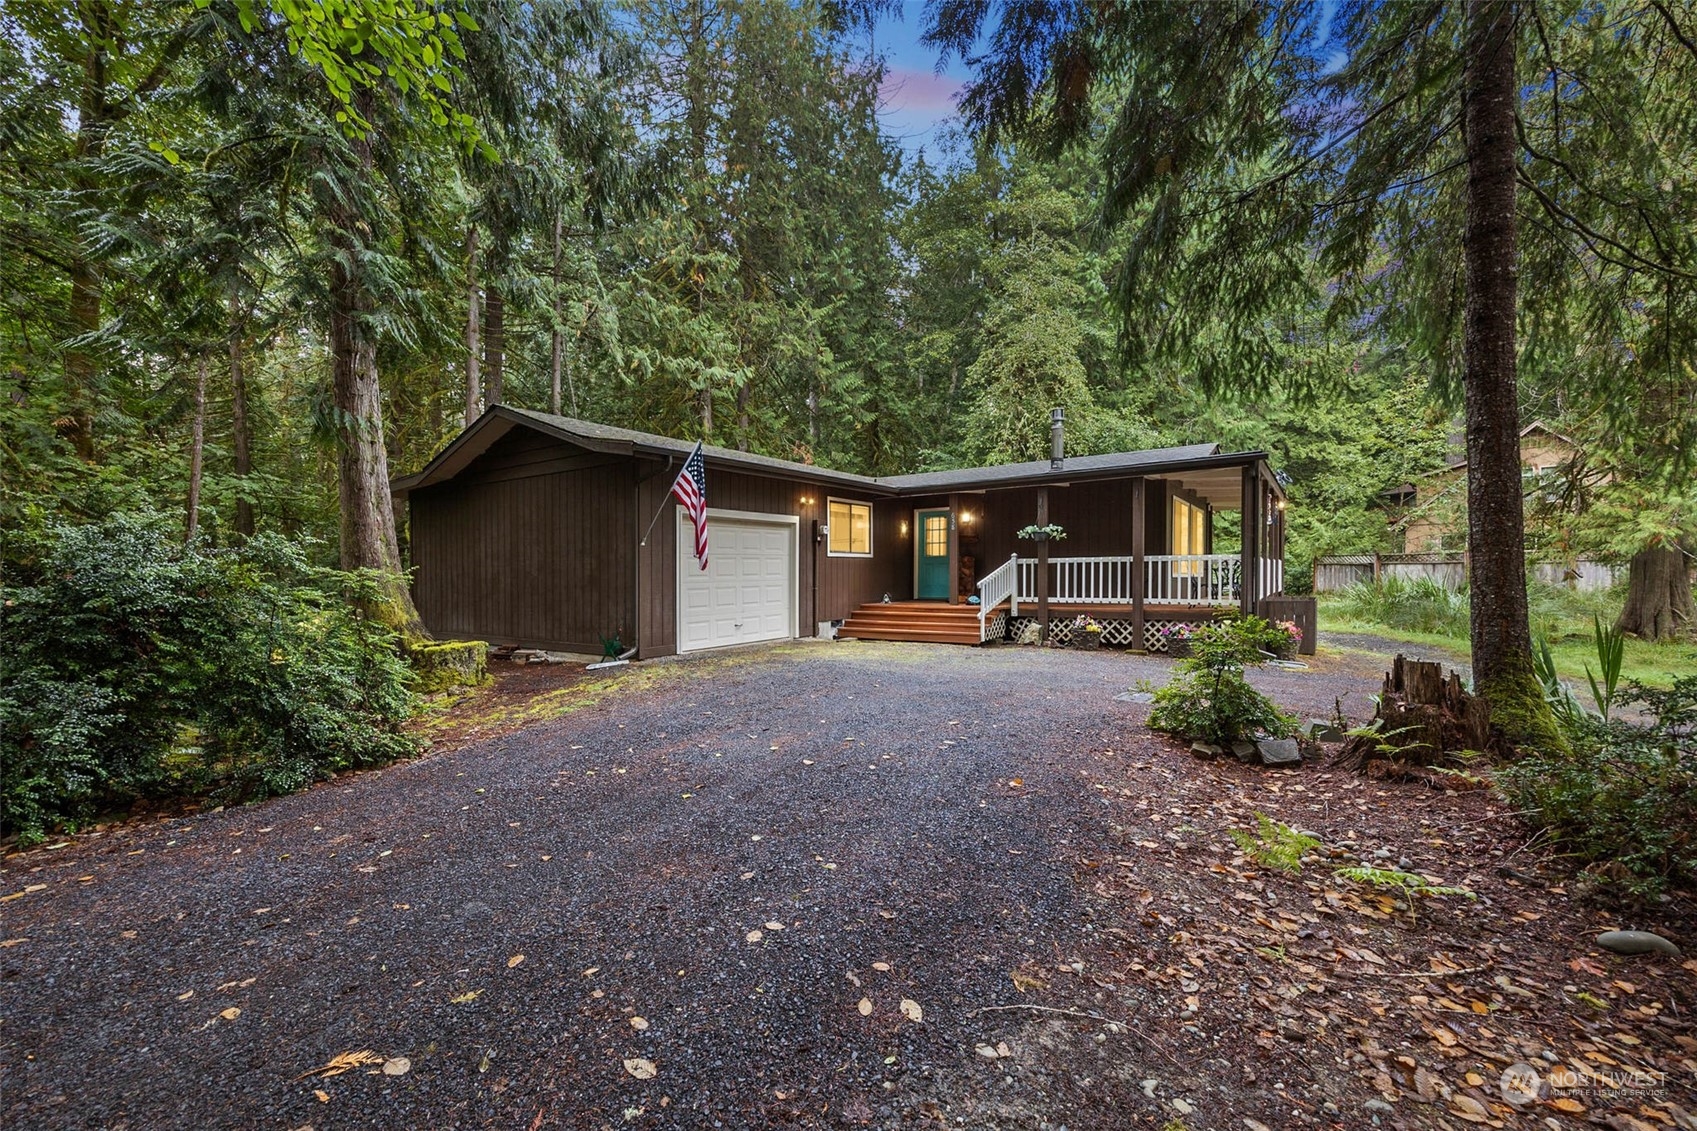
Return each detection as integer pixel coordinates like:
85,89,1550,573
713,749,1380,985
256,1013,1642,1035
393,406,1272,500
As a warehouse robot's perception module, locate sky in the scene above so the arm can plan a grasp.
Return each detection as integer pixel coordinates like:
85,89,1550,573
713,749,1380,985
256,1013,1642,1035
868,3,972,160
865,1,1348,161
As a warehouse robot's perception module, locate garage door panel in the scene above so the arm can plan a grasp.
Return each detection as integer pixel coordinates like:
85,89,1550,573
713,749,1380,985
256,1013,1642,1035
677,513,796,652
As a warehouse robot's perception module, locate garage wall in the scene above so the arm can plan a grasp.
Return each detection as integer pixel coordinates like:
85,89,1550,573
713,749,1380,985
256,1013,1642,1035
410,429,634,652
635,462,906,658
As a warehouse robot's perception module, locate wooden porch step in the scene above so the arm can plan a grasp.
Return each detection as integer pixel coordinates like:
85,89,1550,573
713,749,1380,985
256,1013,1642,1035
838,601,984,645
839,628,982,645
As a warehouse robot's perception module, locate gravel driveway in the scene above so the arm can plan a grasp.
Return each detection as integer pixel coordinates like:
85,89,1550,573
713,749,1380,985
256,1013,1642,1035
2,641,1381,1130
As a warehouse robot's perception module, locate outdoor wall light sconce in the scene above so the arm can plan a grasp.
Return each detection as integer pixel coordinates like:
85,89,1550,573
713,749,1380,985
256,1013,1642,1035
961,511,974,525
900,520,909,537
800,495,815,506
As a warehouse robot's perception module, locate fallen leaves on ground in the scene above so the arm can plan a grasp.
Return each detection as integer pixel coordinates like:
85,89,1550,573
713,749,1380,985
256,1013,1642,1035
296,1050,385,1080
623,1057,657,1080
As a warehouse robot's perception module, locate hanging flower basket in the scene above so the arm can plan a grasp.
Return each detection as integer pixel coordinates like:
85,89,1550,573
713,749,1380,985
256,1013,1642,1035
1016,523,1067,543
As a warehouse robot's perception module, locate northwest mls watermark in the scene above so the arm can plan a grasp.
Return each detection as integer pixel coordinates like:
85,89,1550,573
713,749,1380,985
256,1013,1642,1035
1500,1062,1670,1106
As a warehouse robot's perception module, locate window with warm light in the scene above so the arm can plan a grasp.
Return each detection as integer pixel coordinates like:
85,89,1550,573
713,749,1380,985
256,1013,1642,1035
1172,496,1207,572
827,499,873,556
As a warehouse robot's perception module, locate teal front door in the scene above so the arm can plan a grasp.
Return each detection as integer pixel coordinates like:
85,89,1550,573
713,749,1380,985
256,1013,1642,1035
915,509,951,599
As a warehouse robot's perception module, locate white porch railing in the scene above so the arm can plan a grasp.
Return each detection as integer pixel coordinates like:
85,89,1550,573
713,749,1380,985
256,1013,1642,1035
976,553,1020,640
1260,558,1285,598
1011,554,1250,608
1145,554,1243,606
1018,556,1138,604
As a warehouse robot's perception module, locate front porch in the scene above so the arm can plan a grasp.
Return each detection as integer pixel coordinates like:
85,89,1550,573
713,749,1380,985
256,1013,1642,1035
843,551,1285,647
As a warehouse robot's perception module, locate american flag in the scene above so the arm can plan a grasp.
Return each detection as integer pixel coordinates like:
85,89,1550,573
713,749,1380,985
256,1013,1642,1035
671,441,709,570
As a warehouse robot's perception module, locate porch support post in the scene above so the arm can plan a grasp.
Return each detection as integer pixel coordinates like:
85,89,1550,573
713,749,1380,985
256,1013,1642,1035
1240,464,1258,615
1036,487,1050,642
1130,476,1146,650
947,493,961,605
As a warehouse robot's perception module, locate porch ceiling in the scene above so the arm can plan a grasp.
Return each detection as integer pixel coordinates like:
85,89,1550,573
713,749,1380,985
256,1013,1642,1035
1171,466,1248,508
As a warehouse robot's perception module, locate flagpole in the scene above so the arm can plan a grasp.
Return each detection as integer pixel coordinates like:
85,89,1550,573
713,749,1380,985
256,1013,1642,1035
637,442,702,547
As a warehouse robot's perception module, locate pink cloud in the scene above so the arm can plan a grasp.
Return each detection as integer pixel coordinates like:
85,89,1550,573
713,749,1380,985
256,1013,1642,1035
878,65,965,117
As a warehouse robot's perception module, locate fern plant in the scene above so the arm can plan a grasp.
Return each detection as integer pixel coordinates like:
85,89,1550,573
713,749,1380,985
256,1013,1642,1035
1334,865,1476,901
1230,813,1321,873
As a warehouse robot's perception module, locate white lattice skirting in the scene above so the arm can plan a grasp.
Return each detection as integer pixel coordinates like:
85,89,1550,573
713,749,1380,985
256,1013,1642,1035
1000,616,1201,650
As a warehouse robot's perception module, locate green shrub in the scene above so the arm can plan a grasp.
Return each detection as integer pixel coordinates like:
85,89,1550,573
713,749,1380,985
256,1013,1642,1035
1146,620,1298,745
1,514,417,843
1499,677,1697,896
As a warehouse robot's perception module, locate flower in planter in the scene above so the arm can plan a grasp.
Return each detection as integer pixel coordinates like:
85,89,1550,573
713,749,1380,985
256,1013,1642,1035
1016,523,1067,542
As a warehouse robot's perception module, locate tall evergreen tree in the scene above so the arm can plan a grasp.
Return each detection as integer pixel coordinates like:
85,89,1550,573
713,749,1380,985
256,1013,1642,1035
925,0,1696,746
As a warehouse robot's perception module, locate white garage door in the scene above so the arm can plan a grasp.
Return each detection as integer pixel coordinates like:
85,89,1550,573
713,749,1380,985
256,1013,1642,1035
676,510,797,653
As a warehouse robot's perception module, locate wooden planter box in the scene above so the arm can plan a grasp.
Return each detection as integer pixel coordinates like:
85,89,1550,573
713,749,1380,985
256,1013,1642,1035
1166,638,1193,658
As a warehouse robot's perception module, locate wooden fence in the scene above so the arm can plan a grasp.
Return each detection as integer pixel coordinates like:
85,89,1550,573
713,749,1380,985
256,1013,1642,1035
1312,553,1627,594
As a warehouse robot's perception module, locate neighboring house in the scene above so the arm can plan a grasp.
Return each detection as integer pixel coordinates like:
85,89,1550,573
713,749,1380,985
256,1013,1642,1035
1389,421,1581,553
392,406,1297,658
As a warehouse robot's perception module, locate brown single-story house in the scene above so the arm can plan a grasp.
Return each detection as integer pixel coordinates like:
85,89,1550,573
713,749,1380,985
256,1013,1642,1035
392,406,1304,658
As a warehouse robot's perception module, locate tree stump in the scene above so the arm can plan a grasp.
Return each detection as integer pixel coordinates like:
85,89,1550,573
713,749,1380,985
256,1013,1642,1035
1337,654,1502,771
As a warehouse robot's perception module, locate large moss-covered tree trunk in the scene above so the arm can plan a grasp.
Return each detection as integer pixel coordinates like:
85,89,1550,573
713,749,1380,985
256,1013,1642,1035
1617,544,1694,641
1460,0,1564,755
325,100,427,644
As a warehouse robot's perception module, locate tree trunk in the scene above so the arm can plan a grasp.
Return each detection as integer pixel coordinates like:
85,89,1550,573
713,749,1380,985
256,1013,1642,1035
1616,545,1694,641
229,295,254,539
550,209,564,415
464,225,481,425
484,283,505,408
1461,0,1560,753
185,352,207,542
62,2,117,461
327,99,427,641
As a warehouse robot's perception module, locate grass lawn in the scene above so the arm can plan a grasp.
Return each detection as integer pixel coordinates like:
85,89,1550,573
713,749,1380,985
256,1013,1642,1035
1318,595,1697,689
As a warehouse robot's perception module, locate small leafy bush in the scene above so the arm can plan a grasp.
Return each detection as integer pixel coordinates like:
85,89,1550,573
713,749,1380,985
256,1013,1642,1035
1147,619,1298,744
1499,677,1697,896
1,514,417,843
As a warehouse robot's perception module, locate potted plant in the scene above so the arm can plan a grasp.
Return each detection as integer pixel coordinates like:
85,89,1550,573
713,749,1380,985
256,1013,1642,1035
1072,614,1103,650
1272,619,1302,659
1157,622,1193,657
1016,523,1067,543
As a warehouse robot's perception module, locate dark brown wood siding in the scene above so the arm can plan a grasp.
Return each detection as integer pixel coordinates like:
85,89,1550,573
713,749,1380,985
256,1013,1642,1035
410,429,634,653
970,480,1139,569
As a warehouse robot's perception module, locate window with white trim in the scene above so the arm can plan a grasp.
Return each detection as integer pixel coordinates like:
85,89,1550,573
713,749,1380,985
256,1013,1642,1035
827,499,873,556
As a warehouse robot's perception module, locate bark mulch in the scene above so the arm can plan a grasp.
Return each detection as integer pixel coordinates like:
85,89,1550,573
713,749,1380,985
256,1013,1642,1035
2,640,1692,1130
